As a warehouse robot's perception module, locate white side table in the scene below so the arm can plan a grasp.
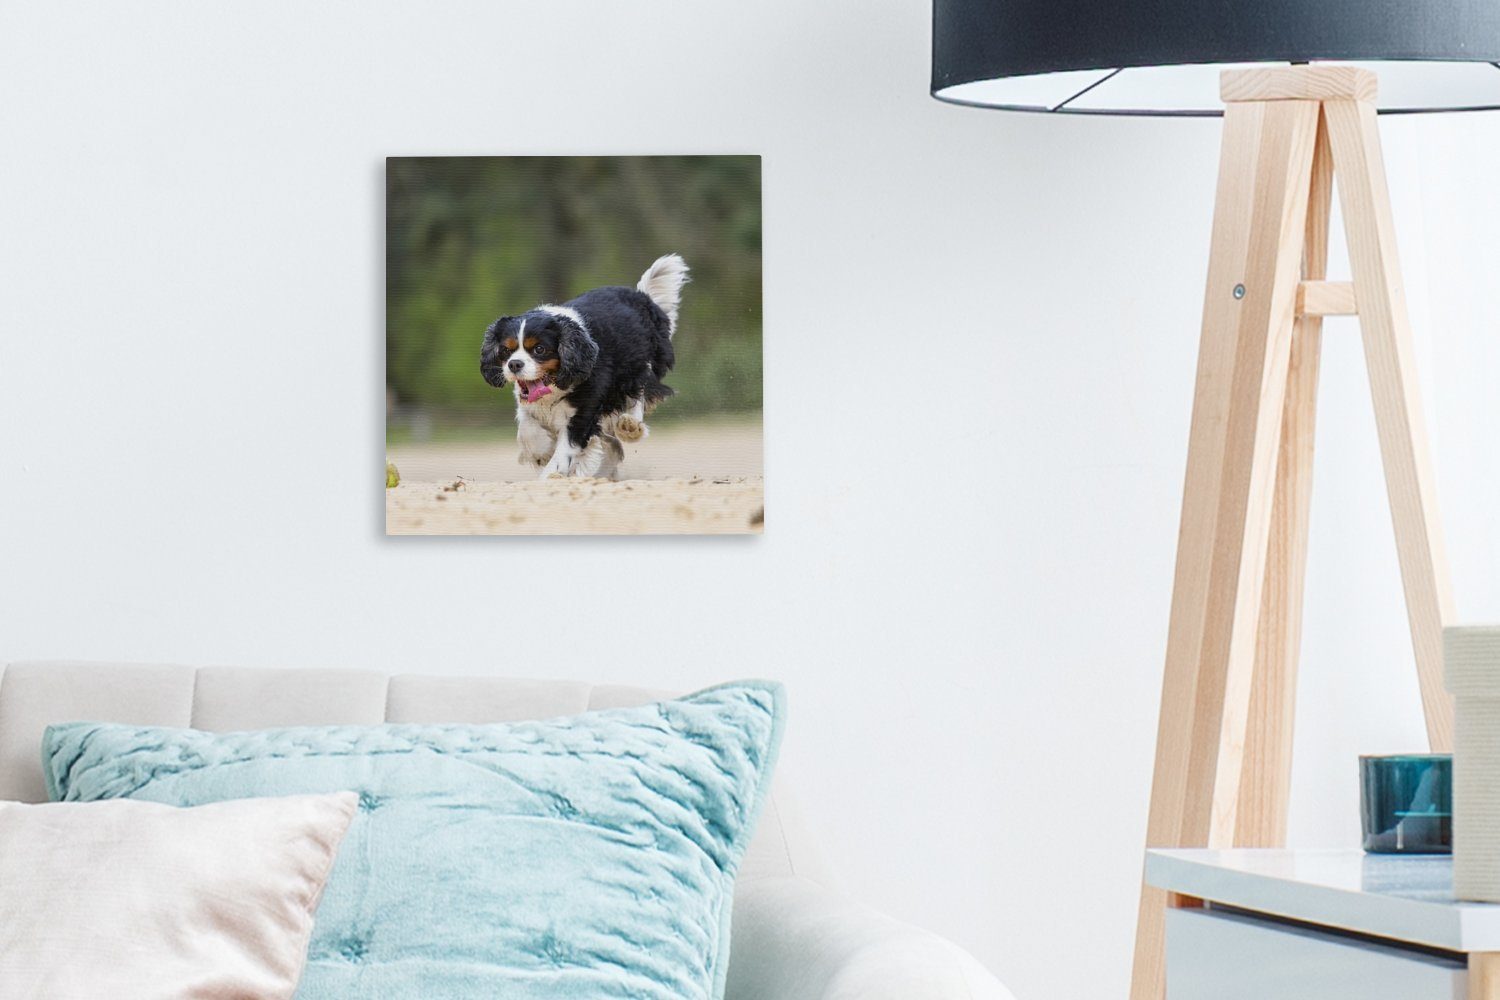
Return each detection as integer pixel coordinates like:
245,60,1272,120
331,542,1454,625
1146,848,1500,999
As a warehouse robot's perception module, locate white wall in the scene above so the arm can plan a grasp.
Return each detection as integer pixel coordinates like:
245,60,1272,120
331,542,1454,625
2,3,1498,998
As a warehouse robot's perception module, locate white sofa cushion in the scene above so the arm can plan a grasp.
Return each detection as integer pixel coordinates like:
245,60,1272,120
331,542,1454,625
0,792,357,1000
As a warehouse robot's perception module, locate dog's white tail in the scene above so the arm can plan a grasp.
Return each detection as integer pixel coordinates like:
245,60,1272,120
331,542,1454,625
637,253,690,337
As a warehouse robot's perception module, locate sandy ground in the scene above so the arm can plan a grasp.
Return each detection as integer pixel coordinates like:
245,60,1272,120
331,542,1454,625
386,421,763,535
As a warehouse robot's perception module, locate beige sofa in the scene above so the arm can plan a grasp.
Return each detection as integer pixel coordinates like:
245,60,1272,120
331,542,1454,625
0,660,1013,1000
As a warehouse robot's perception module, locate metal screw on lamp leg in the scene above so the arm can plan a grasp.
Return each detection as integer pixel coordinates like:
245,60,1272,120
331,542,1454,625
1233,283,1246,299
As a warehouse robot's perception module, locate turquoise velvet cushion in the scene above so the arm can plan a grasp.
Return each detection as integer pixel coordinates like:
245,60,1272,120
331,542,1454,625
43,681,784,1000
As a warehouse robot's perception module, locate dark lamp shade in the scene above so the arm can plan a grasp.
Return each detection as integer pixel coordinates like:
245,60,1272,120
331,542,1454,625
932,0,1500,115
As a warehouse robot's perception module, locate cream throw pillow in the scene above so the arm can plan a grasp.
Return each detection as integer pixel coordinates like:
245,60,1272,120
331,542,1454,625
0,792,357,1000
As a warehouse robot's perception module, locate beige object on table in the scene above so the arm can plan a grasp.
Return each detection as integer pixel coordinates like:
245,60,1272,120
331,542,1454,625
1448,626,1500,903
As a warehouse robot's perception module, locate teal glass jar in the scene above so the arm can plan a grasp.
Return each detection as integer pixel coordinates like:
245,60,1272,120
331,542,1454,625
1359,754,1452,854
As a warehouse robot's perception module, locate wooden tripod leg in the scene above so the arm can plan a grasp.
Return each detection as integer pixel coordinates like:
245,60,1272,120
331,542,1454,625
1129,98,1321,1000
1324,99,1457,750
1471,953,1500,1000
1235,113,1333,847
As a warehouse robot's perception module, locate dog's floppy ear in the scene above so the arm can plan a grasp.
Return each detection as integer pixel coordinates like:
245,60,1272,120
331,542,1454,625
556,317,599,387
479,316,513,388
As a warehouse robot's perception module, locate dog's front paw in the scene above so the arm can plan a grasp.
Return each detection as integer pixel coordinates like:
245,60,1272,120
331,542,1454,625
613,415,648,442
541,452,574,479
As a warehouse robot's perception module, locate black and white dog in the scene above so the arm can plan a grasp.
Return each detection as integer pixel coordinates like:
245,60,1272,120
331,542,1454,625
480,255,688,479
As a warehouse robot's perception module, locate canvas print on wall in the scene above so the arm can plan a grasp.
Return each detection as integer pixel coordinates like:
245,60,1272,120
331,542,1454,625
385,155,763,535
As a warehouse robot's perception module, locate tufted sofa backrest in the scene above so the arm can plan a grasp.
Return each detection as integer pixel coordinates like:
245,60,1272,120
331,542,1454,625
0,660,807,885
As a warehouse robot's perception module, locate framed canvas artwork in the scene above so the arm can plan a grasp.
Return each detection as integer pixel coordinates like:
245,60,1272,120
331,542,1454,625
385,155,763,535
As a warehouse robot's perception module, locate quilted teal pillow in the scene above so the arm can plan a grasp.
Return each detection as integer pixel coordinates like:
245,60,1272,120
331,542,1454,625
44,681,784,1000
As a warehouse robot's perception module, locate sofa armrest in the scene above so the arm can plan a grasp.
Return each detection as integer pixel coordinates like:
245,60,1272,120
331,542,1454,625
725,876,1015,1000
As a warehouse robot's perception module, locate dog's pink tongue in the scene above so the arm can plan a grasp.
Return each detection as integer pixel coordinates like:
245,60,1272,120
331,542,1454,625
525,383,552,403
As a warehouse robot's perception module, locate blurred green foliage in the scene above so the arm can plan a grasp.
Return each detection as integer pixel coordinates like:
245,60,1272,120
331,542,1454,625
386,155,762,437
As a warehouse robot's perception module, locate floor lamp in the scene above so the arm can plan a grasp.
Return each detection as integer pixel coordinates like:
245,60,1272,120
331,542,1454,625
929,4,1500,997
